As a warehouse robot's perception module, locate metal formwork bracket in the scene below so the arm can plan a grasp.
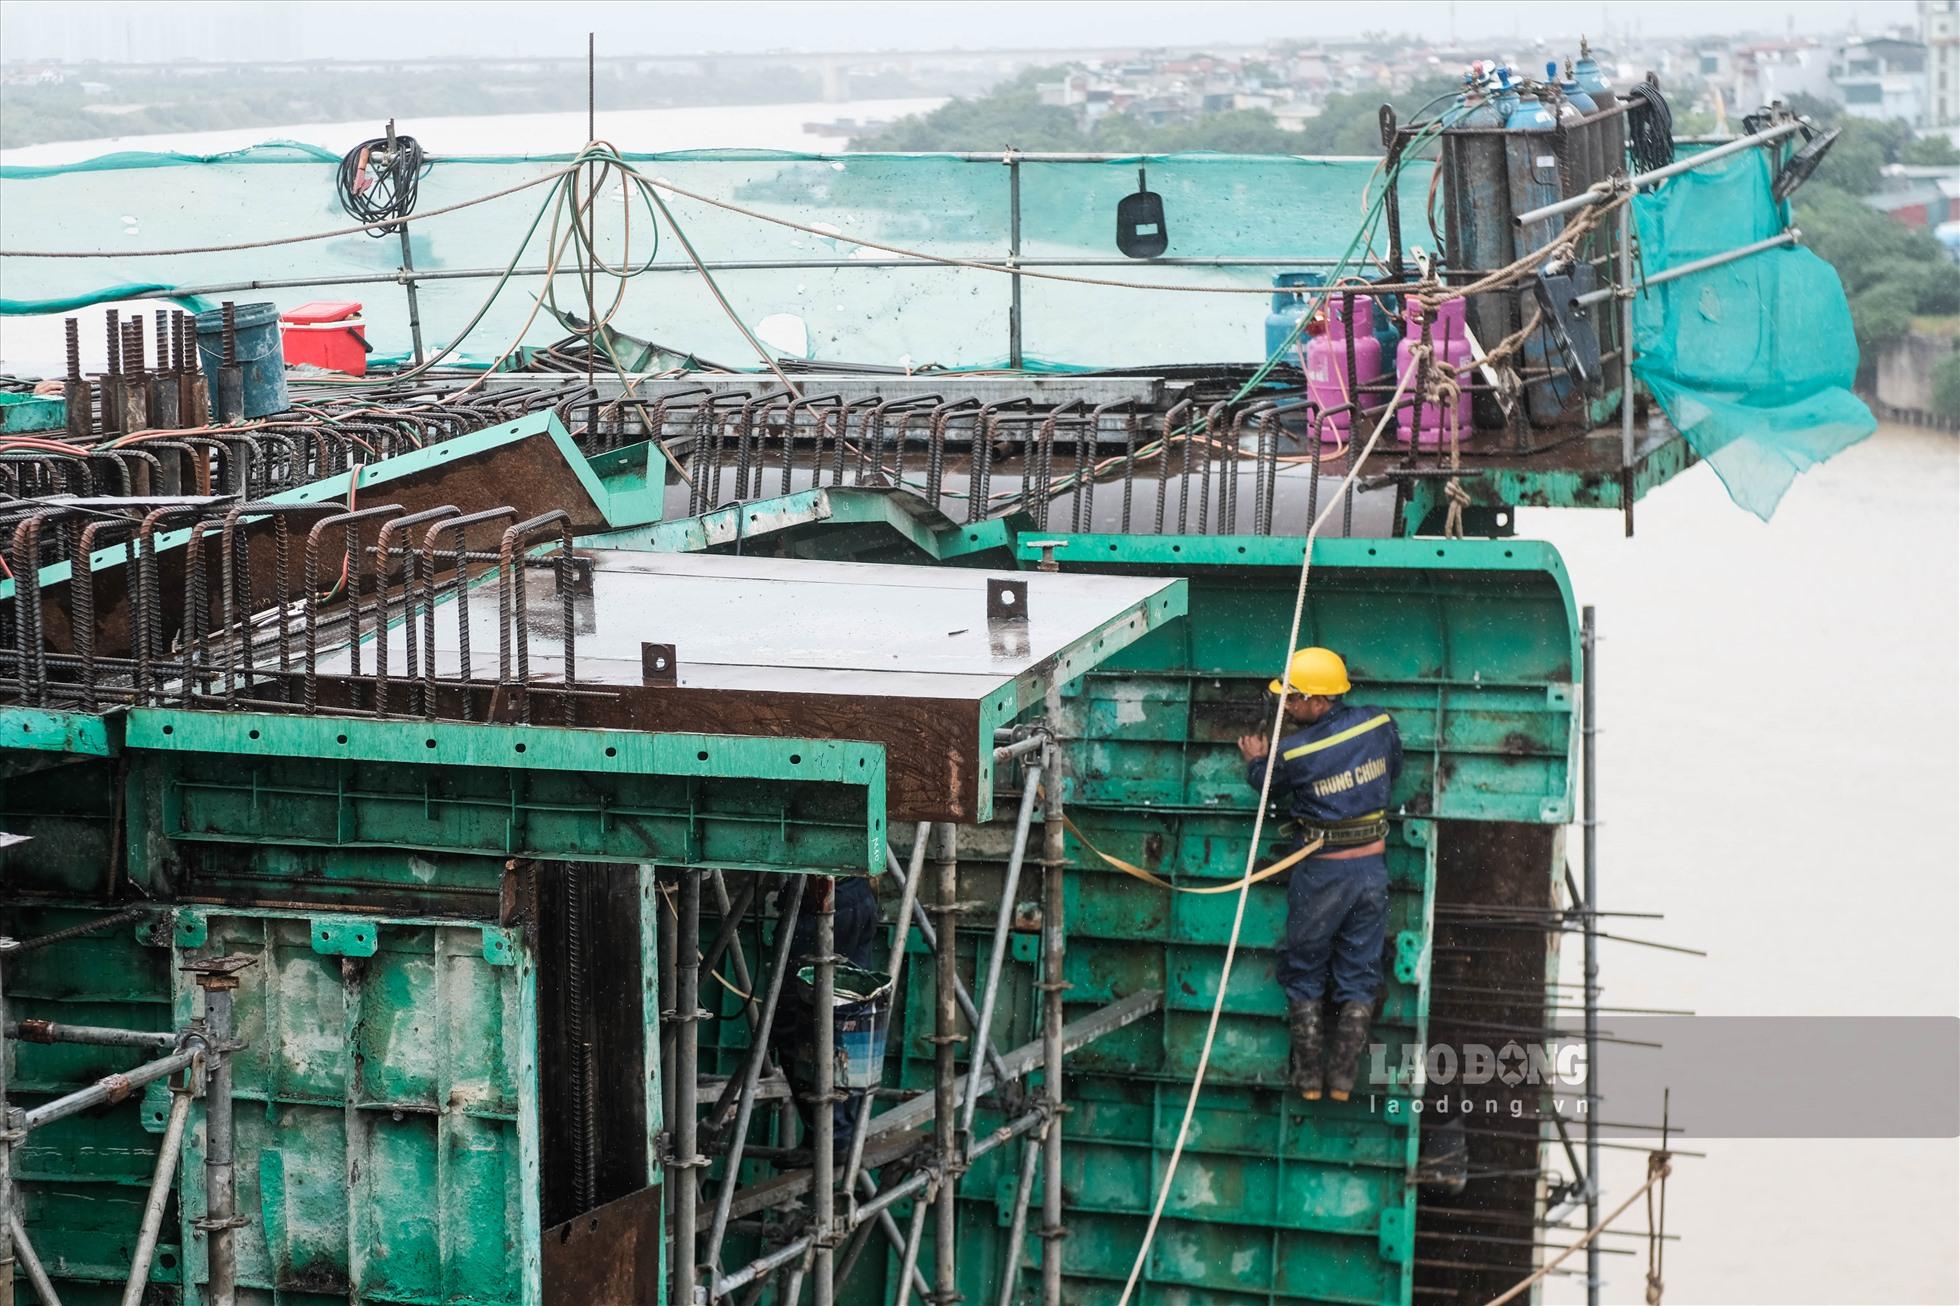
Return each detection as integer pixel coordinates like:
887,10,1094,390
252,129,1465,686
641,642,678,685
1546,683,1574,710
309,916,380,958
140,1078,174,1133
173,910,208,950
987,577,1029,622
1379,1204,1413,1264
1394,930,1427,986
1011,934,1040,964
480,925,519,967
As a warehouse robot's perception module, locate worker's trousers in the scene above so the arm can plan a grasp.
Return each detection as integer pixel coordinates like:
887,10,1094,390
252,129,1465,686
1277,850,1388,1006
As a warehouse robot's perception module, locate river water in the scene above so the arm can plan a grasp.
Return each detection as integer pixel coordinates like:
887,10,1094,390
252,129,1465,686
4,100,1956,1303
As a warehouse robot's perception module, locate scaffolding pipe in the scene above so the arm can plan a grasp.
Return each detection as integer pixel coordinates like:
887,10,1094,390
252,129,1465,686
841,826,933,1219
894,1178,932,1306
4,1020,178,1050
1574,229,1798,306
20,1045,201,1133
813,882,838,1306
198,975,241,1306
674,872,703,1306
1,939,16,1306
995,1124,1044,1306
931,821,963,1305
703,875,807,1285
2,1217,51,1306
959,768,1041,1142
119,1083,194,1306
1581,605,1602,1305
1514,118,1808,226
1039,730,1068,1306
712,1109,1046,1299
890,848,1012,1085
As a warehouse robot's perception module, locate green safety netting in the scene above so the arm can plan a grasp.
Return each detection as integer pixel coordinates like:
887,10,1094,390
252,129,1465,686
1630,148,1874,520
0,144,1428,371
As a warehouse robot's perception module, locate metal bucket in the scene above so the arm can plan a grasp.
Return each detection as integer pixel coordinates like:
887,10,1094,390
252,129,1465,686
793,963,893,1090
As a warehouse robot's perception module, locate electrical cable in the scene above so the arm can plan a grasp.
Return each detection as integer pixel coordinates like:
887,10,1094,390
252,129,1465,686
337,134,428,237
1626,82,1675,173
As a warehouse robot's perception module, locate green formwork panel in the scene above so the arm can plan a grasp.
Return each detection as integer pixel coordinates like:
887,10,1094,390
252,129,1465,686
169,908,541,1306
0,903,181,1303
0,754,119,897
125,710,889,879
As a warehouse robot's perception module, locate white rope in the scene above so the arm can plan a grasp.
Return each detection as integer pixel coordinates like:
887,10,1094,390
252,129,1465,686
1115,358,1422,1305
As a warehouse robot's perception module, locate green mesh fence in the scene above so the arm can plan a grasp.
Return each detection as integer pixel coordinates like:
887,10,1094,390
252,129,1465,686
0,145,1426,371
1630,148,1875,520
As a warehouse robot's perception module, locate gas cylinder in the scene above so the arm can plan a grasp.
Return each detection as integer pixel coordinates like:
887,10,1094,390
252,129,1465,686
1305,293,1383,442
1491,66,1522,121
1574,37,1611,100
1506,85,1557,131
1558,59,1598,114
1394,295,1473,449
1265,271,1324,366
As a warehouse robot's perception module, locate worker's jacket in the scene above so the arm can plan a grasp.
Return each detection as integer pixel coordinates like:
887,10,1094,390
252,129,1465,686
1247,701,1404,831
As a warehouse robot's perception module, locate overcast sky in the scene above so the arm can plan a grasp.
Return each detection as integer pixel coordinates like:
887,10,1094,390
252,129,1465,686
0,0,1926,63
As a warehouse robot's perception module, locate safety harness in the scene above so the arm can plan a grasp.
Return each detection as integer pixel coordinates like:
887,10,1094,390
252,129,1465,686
1286,810,1391,848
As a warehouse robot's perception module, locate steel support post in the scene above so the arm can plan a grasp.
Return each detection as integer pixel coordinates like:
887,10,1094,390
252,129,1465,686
930,822,963,1305
1007,152,1024,369
121,1082,194,1306
960,767,1041,1144
813,882,838,1306
1581,605,1602,1305
675,872,703,1306
704,876,807,1284
384,119,426,367
1038,727,1068,1306
1617,204,1637,538
1,938,17,1306
889,848,1011,1086
189,957,252,1306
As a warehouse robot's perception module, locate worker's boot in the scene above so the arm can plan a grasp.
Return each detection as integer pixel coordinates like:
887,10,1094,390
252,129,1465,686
1287,998,1325,1101
1325,1000,1374,1102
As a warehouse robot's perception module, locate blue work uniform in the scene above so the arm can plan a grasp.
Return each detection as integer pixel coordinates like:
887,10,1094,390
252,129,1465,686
1247,702,1403,1006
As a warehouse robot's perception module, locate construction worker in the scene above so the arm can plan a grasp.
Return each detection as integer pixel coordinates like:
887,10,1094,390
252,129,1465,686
1237,647,1402,1102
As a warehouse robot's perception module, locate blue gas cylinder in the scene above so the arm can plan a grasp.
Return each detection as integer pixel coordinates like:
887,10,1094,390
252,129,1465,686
1266,271,1324,365
1558,60,1598,113
1574,38,1611,99
1491,67,1522,122
1506,88,1557,131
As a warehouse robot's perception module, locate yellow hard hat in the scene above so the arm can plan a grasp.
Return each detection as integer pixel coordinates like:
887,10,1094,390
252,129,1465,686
1269,647,1351,697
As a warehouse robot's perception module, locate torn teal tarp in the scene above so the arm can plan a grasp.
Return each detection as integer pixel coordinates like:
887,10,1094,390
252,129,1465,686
1631,149,1875,520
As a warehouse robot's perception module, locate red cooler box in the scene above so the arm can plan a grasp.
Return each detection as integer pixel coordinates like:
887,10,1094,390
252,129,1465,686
280,301,370,375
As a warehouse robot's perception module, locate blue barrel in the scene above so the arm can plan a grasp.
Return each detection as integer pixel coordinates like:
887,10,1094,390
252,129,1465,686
195,302,289,418
1266,271,1324,364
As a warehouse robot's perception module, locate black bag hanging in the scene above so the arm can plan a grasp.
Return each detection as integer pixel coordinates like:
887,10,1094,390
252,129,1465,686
1116,167,1169,259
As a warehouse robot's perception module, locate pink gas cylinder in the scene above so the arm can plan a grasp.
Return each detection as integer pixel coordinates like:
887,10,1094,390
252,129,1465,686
1394,295,1473,449
1304,294,1382,443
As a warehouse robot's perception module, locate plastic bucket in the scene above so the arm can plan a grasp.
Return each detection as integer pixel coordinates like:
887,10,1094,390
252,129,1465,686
194,301,289,418
793,964,893,1090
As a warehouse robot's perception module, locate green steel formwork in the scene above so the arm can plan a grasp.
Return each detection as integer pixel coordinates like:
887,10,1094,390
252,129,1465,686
0,699,894,1306
164,905,576,1306
0,903,179,1304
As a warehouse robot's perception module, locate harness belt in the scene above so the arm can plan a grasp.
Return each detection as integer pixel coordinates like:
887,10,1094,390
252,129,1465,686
1288,811,1390,848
